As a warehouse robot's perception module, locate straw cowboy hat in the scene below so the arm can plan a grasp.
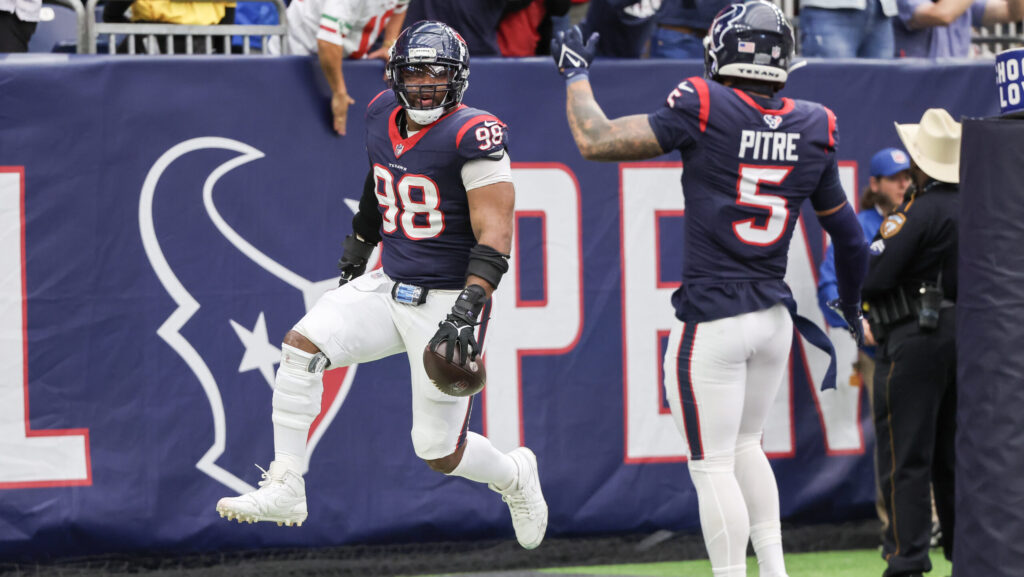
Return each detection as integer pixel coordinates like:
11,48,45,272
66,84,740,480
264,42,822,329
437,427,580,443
894,108,962,184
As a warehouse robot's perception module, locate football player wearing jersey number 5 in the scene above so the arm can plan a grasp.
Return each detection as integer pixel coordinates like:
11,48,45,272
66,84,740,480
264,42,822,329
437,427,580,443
217,21,548,550
552,3,868,576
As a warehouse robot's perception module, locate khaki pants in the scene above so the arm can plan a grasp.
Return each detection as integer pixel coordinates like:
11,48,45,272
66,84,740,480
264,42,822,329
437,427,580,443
857,351,888,531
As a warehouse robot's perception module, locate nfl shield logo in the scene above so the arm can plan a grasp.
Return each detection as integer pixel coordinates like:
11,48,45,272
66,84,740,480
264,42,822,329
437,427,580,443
771,46,781,58
395,143,405,156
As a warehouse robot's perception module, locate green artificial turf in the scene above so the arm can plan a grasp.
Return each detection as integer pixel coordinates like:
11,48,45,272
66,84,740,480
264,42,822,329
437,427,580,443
542,548,953,577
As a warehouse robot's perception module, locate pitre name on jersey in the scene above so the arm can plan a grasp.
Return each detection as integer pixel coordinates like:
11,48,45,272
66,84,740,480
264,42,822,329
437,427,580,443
647,76,847,323
738,130,800,161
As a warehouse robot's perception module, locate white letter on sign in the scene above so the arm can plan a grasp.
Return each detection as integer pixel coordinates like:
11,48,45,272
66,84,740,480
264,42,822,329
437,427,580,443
485,164,584,451
0,168,91,489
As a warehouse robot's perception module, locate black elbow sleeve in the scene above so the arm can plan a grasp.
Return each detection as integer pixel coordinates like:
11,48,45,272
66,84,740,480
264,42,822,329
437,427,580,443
466,244,510,289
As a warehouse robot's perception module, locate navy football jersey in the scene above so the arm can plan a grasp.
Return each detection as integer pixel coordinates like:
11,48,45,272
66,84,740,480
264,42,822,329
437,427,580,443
648,77,848,323
364,90,510,289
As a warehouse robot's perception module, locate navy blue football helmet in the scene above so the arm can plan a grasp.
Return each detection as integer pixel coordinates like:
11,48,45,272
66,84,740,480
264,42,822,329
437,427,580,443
704,1,795,87
386,21,470,125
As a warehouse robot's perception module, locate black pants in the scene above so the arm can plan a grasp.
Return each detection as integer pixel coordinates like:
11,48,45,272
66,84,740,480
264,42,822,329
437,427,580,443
873,309,956,577
0,11,37,53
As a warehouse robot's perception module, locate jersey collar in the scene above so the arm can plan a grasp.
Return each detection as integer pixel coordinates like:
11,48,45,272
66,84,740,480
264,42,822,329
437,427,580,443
388,104,466,159
733,88,795,116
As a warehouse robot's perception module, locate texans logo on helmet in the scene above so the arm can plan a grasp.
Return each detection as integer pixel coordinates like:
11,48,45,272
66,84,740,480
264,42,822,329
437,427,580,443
140,137,377,493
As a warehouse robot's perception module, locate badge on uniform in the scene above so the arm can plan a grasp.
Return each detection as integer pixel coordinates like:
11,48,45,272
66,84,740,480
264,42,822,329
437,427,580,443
880,213,906,239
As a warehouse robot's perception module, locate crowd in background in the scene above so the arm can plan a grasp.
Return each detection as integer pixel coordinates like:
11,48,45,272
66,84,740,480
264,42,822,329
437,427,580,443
1,0,1022,57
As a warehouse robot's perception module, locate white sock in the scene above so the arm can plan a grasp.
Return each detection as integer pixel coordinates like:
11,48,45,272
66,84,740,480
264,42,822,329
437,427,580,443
448,432,517,489
271,344,324,474
735,434,786,577
712,565,748,577
273,452,304,474
688,456,750,572
751,522,787,577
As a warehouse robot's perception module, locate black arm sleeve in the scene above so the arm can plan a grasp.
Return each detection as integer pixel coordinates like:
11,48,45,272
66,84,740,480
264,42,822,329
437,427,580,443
818,202,868,307
351,169,383,244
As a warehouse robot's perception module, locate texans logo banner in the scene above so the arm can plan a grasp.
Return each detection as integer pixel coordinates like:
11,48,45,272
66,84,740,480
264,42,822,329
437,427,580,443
0,56,998,561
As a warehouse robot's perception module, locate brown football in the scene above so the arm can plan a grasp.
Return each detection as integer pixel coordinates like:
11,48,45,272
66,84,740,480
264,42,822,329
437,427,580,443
422,342,486,397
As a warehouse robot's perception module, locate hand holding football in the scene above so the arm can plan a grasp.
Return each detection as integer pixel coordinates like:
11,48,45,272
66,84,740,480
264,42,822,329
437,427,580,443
423,341,486,397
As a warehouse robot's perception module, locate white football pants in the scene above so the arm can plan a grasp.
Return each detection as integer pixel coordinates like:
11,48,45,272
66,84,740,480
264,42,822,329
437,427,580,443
293,269,484,460
664,303,793,577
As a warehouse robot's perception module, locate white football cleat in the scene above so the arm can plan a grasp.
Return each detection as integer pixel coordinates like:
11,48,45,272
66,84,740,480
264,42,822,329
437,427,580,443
491,447,548,549
216,461,307,526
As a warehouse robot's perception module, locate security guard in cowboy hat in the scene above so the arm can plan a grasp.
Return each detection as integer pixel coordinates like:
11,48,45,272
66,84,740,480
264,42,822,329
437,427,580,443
862,108,960,577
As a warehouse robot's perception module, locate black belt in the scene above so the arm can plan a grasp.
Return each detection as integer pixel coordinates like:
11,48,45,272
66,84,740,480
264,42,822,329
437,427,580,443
865,285,954,329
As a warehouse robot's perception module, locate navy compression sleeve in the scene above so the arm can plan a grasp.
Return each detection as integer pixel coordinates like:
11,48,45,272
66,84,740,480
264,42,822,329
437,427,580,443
817,203,869,307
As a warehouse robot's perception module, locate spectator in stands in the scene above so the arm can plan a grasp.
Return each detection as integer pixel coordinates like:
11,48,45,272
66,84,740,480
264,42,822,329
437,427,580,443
103,0,234,54
580,0,664,58
231,1,278,53
267,0,409,136
551,0,590,36
0,0,39,52
895,0,1022,57
407,0,533,56
498,0,570,56
650,0,730,59
799,0,898,58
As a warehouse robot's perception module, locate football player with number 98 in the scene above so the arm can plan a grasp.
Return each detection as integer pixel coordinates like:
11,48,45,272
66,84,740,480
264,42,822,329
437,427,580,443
552,2,868,575
216,20,548,550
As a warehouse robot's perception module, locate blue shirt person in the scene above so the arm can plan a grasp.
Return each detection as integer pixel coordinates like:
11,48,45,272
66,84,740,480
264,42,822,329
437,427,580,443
895,0,1022,57
800,0,899,58
649,0,730,59
818,147,911,349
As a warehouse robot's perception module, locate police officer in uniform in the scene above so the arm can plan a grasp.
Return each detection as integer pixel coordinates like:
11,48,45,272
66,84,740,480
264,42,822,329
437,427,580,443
862,108,960,577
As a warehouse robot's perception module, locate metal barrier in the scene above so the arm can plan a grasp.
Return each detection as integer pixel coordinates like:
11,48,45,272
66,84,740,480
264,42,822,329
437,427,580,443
42,0,88,53
35,0,1024,58
974,22,1024,56
83,0,288,55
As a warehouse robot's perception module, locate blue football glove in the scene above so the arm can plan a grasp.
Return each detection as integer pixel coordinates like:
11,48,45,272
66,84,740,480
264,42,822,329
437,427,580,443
827,299,865,347
551,26,599,81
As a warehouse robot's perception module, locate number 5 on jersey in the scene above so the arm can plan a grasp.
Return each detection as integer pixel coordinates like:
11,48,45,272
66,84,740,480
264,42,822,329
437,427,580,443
374,164,445,240
733,165,792,246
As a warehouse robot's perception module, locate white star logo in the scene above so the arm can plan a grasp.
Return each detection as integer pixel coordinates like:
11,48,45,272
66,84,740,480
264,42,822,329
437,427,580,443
229,312,281,388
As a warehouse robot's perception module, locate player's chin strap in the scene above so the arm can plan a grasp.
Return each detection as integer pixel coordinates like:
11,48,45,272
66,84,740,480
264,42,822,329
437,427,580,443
782,297,838,391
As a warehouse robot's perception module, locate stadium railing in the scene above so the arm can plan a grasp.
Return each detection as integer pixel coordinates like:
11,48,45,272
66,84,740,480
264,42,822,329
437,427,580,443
34,0,89,53
974,21,1024,55
83,0,288,55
